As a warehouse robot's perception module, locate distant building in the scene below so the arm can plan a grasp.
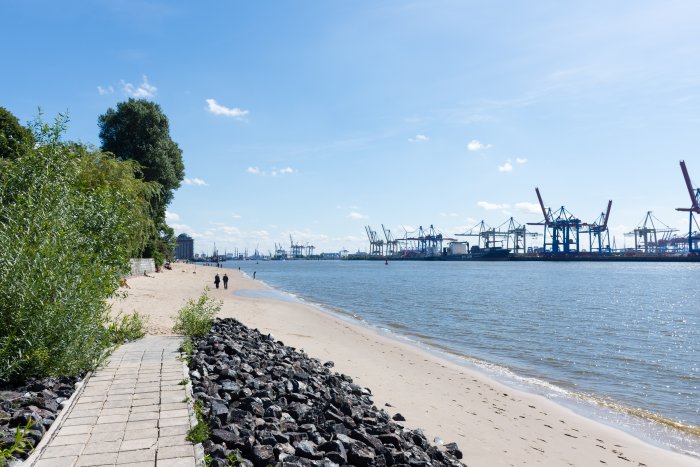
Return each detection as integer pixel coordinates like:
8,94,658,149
175,233,194,260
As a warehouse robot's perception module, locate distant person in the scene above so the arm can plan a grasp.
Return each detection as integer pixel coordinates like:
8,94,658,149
214,273,220,289
253,271,256,279
223,273,229,289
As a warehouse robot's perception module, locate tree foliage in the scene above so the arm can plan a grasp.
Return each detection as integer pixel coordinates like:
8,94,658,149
0,106,34,160
0,112,157,382
98,99,184,220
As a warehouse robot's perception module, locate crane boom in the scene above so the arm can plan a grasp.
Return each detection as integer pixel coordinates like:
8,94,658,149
535,187,550,223
603,200,612,230
680,160,700,213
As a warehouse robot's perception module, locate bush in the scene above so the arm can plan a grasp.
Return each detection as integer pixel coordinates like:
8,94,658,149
0,113,155,383
108,311,147,344
173,290,221,338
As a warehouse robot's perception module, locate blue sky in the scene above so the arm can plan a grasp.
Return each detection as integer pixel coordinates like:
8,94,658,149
4,1,700,254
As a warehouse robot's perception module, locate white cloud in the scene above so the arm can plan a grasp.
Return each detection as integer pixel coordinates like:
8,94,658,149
165,211,180,221
516,157,528,164
232,213,242,219
121,75,157,98
348,211,368,220
440,212,459,217
409,134,429,143
515,202,541,214
477,201,510,210
183,177,208,186
97,85,114,95
498,162,513,172
206,99,249,118
468,139,492,151
249,166,297,177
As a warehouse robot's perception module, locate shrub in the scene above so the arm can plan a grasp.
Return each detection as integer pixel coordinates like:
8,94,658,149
108,311,147,344
173,290,221,338
0,113,155,383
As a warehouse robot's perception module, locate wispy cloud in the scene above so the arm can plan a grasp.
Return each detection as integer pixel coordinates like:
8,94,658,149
440,212,459,217
183,177,208,186
165,211,180,221
477,201,510,210
515,202,541,214
408,134,429,143
468,139,492,151
232,213,242,219
206,99,249,119
516,157,528,164
97,85,114,95
121,75,157,98
498,161,513,172
247,166,297,176
348,211,368,220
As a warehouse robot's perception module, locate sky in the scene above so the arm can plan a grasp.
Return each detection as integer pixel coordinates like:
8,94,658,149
3,0,700,255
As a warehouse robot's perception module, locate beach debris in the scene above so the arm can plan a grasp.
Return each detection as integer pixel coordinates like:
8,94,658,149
188,318,467,466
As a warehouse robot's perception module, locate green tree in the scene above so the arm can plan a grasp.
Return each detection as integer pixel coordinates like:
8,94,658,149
97,99,184,221
0,107,34,160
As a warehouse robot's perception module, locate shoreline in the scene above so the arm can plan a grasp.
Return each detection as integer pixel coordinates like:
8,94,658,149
110,263,700,466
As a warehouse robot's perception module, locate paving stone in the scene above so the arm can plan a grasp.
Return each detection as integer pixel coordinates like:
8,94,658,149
83,439,122,454
58,424,93,436
42,443,85,458
97,413,130,424
103,399,132,408
53,433,91,446
160,403,188,412
116,447,156,464
156,444,194,459
157,416,190,428
157,435,188,448
123,428,159,441
121,437,158,451
129,411,159,422
159,409,188,419
73,402,103,411
100,407,131,416
156,456,196,466
133,398,160,407
34,455,79,466
126,419,158,431
75,451,118,466
89,430,124,442
91,422,126,434
158,425,189,437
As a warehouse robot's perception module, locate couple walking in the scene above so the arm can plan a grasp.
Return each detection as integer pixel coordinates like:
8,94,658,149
214,273,228,289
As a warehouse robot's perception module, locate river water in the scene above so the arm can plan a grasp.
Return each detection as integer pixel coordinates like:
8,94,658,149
224,260,699,456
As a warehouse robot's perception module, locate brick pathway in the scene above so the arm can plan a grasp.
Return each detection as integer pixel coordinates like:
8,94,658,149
30,336,198,467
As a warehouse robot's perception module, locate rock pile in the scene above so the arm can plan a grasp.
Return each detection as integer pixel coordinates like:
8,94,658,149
189,318,466,467
0,376,80,461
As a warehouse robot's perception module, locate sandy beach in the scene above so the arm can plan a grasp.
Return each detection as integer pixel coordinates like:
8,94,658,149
110,263,700,467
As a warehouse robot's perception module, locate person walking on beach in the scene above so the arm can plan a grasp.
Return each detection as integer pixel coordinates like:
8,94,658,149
214,273,220,289
223,273,229,289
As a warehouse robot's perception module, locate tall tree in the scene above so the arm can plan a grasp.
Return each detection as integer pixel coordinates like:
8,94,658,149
98,98,184,220
0,106,34,160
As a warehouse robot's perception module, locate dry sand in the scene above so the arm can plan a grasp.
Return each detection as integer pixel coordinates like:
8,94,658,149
110,263,700,467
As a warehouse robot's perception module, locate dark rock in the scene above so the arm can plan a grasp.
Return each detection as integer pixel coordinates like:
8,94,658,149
348,441,376,466
444,442,463,460
294,439,322,459
251,444,275,467
392,413,406,421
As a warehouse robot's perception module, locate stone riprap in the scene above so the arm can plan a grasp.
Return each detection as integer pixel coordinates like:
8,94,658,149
189,318,466,467
0,376,80,463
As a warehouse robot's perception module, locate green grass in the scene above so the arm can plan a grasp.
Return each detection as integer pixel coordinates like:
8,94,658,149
0,419,35,466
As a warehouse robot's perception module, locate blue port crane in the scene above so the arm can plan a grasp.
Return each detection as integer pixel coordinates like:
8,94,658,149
527,188,582,254
675,160,700,254
581,200,612,255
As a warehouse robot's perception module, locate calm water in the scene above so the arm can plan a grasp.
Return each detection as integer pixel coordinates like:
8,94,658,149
226,260,699,455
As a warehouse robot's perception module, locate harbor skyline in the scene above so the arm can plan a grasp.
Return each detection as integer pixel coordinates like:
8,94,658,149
3,1,700,253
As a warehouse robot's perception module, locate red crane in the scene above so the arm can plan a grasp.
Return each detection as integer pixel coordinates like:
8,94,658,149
675,160,700,253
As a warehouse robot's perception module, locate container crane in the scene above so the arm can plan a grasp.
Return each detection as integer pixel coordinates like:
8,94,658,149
381,224,399,256
365,225,384,256
527,187,583,254
675,160,700,253
624,212,678,253
582,200,612,255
